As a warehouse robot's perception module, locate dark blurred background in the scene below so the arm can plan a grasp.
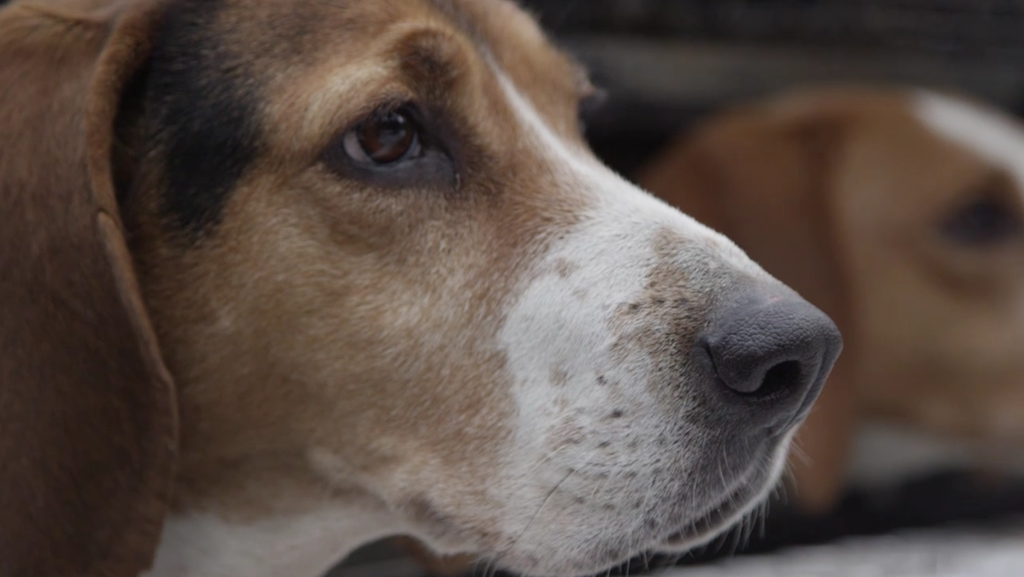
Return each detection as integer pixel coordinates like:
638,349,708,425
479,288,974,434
530,0,1024,177
334,1,1024,575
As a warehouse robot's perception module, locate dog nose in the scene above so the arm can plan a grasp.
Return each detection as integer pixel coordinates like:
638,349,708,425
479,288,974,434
698,292,842,430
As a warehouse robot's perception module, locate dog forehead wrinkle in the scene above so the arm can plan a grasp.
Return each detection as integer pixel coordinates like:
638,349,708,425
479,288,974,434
143,0,262,240
297,64,392,140
914,91,1024,199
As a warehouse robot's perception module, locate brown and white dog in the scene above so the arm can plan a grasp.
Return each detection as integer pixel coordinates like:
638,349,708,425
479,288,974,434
638,86,1024,514
0,1,842,576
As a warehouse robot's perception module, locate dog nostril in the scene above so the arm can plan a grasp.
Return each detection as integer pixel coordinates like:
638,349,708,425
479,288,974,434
756,360,802,398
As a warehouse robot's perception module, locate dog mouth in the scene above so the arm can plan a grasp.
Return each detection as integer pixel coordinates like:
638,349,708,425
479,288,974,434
656,445,785,553
658,483,755,551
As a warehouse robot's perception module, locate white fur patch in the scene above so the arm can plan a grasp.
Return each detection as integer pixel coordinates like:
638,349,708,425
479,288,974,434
492,70,781,569
914,91,1024,193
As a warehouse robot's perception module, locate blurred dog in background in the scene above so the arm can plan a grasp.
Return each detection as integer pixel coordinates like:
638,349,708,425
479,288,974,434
639,86,1024,513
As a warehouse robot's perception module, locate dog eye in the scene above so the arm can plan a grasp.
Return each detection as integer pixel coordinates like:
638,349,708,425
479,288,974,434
941,194,1023,247
343,108,422,165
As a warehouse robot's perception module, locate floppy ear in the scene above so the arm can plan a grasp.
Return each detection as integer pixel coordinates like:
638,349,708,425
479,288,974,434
635,105,858,514
0,1,177,576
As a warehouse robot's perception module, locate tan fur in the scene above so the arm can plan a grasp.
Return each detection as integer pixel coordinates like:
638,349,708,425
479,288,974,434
637,86,1024,512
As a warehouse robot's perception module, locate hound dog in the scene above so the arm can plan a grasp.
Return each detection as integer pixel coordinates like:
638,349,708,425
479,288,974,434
0,1,841,576
638,86,1024,513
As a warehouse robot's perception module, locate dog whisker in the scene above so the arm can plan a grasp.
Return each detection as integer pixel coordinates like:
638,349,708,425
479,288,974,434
500,468,577,562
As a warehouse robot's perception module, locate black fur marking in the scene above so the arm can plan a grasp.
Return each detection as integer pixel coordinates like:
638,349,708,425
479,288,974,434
142,0,261,240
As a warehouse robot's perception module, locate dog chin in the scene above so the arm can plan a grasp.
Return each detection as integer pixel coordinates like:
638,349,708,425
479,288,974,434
656,432,794,556
484,439,793,577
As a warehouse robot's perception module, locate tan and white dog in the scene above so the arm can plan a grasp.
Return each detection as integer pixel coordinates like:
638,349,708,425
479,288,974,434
0,1,841,576
639,86,1024,513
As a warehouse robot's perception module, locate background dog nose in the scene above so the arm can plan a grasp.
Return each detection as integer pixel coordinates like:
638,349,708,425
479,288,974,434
698,293,842,429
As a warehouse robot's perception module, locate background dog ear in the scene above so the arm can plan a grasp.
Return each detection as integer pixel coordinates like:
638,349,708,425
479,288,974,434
0,2,177,576
635,104,858,515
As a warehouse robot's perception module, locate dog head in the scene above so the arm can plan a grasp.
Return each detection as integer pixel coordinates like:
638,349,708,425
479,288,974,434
0,1,841,575
638,86,1024,513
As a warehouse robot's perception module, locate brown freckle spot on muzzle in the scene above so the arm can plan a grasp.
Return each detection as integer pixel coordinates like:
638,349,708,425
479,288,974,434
602,226,716,401
651,227,689,258
550,367,569,387
553,258,578,279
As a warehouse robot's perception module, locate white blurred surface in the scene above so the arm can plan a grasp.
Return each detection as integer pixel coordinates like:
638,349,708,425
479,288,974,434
659,525,1024,577
845,422,1024,489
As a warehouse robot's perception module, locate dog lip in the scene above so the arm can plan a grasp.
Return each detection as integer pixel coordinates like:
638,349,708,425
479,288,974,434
658,488,744,548
655,459,767,551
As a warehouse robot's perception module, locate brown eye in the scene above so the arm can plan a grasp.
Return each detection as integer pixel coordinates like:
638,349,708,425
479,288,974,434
343,109,421,165
941,194,1023,247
